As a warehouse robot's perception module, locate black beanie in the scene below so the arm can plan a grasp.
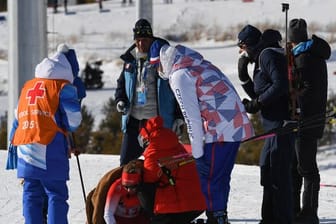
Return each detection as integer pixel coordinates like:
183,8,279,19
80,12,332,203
261,29,282,47
133,18,153,39
238,25,262,47
288,18,308,43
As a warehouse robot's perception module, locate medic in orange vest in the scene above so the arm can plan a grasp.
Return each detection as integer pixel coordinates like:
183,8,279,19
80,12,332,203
8,44,82,224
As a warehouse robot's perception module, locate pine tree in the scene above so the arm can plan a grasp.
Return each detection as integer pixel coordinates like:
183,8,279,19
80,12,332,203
89,98,123,154
73,105,94,153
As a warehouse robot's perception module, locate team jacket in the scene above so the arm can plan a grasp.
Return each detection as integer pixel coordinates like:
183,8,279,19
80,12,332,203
160,45,254,159
114,39,180,132
10,52,82,180
141,116,206,214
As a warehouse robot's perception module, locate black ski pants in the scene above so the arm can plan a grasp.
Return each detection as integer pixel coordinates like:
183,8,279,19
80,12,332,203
259,119,295,224
119,116,147,165
292,134,320,216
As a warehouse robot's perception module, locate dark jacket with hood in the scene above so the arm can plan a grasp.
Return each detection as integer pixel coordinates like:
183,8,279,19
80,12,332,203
249,30,290,122
292,35,331,138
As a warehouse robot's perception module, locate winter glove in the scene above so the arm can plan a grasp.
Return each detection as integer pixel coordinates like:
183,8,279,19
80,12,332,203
238,52,251,83
172,119,184,138
241,80,257,99
68,134,81,157
116,101,126,113
137,134,149,149
242,98,261,114
6,143,18,170
195,156,210,177
137,182,156,215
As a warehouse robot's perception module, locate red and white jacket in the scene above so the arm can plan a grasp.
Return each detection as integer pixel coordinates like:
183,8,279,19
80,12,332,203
160,45,254,158
104,178,148,224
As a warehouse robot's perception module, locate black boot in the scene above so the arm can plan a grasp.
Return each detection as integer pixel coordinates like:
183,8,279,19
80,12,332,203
213,210,230,224
206,211,217,224
294,176,320,224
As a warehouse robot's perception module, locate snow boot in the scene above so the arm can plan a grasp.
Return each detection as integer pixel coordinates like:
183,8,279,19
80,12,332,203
206,210,230,224
294,177,320,224
205,211,218,224
190,219,207,224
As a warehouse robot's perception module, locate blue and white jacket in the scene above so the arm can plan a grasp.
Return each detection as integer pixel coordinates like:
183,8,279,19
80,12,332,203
10,52,82,181
115,39,180,132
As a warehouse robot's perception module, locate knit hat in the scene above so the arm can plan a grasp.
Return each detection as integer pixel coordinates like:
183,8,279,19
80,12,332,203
261,29,282,47
57,44,80,77
133,18,153,39
237,25,262,47
288,18,308,43
57,43,86,100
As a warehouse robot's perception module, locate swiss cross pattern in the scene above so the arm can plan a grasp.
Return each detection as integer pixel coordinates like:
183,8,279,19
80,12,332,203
26,81,45,105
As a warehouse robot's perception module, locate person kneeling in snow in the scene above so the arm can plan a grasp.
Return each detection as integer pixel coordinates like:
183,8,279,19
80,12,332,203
104,160,150,224
138,116,206,224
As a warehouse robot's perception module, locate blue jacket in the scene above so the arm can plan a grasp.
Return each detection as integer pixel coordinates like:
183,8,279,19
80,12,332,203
10,52,82,181
115,39,180,132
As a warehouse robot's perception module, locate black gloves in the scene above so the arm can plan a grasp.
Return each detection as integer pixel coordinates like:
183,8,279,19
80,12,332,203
238,55,250,82
242,98,261,114
238,54,258,99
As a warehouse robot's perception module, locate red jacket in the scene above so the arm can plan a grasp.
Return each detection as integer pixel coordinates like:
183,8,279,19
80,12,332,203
141,116,206,214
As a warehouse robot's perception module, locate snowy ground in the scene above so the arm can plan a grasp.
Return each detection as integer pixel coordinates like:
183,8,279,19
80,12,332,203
0,0,336,223
1,147,336,224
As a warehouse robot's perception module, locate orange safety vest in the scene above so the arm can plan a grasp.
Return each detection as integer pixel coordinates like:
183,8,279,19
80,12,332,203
12,78,69,145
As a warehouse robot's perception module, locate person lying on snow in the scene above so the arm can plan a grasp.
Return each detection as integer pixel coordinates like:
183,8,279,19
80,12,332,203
137,116,206,224
103,159,150,224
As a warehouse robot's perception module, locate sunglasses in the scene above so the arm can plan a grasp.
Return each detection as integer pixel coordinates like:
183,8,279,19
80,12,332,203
123,185,138,191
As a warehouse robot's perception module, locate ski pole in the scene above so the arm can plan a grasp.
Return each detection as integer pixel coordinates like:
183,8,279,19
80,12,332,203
76,153,86,202
282,3,289,50
69,133,87,202
243,116,335,143
320,183,336,188
243,110,336,143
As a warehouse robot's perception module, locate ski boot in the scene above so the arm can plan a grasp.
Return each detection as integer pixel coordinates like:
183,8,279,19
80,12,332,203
206,210,230,224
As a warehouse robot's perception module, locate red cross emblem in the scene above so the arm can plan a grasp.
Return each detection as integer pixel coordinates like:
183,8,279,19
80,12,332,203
26,81,45,105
